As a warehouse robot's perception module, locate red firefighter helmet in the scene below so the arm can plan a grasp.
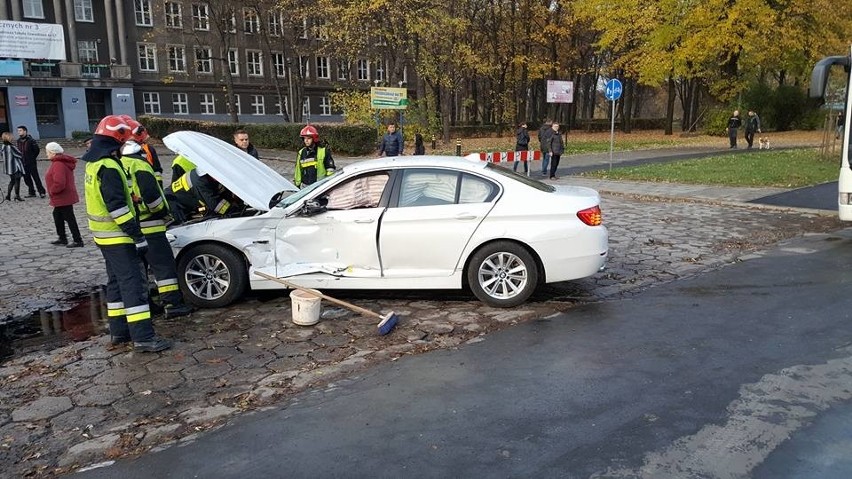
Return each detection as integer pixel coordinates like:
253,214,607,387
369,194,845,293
93,115,136,143
299,125,319,141
118,115,148,142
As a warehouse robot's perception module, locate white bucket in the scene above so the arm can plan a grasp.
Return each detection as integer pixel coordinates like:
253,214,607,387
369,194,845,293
290,289,322,326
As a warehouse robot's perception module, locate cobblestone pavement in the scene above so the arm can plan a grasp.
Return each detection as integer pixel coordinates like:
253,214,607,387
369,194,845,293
0,146,846,477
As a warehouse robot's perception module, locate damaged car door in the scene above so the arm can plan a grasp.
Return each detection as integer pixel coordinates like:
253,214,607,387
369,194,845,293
274,172,391,278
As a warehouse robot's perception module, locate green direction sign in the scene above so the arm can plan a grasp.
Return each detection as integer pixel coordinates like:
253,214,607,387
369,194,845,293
371,87,409,110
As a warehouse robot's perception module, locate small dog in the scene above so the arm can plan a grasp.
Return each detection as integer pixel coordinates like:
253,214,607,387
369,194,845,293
758,137,770,150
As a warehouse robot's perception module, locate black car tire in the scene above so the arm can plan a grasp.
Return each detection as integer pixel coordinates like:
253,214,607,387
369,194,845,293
177,243,248,308
467,241,538,308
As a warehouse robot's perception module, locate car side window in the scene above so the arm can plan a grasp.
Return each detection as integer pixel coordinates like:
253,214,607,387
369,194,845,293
324,172,390,210
459,174,497,204
398,170,458,207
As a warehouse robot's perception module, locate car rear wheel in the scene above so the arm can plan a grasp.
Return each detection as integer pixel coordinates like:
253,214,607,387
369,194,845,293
177,244,248,308
467,241,538,308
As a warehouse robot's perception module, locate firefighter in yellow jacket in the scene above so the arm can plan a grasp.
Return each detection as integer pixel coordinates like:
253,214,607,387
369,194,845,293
82,115,171,352
120,130,194,319
294,125,335,188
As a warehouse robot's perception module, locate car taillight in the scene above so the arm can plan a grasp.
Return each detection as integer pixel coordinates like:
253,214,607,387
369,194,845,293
577,205,602,226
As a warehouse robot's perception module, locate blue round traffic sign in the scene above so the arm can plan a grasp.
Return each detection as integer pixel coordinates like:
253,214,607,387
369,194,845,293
605,79,623,101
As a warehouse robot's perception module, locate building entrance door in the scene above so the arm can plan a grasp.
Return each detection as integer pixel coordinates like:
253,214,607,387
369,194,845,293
85,89,109,131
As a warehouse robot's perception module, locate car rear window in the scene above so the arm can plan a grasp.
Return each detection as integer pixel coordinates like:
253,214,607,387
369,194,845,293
484,163,555,192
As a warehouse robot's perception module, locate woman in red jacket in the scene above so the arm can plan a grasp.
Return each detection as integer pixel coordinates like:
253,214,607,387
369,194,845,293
44,142,84,247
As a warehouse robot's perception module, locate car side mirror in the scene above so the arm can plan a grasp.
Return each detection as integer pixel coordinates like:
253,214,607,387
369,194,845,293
300,198,327,216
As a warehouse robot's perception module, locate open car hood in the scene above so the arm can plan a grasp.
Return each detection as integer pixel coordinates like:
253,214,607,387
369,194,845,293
162,131,298,211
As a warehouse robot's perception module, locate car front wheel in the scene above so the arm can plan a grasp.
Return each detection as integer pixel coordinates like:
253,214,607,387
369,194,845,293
177,244,248,308
467,241,538,308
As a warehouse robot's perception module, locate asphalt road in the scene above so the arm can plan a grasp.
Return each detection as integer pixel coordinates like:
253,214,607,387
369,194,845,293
75,227,852,478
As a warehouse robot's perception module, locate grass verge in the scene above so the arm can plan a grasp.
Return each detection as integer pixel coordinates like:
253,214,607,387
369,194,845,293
579,149,839,188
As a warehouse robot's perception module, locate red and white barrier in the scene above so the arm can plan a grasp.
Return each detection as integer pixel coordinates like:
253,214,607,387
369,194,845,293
468,150,542,163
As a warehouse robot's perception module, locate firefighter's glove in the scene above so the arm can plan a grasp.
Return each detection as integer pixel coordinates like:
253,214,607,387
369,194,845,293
135,238,149,257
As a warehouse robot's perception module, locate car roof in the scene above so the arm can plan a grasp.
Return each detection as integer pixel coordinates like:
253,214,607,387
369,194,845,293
343,155,489,175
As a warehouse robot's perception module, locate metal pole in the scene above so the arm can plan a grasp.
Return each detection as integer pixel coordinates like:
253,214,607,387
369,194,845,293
609,99,616,171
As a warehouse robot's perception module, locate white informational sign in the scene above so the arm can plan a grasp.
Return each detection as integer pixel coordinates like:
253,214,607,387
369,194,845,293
370,87,409,110
0,20,66,60
546,80,574,103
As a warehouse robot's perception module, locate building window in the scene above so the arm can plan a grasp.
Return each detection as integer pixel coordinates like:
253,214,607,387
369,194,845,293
272,52,286,78
165,1,182,28
23,0,44,18
172,93,189,114
77,40,98,63
246,50,263,76
319,96,331,116
195,46,212,74
302,97,310,118
299,18,307,39
143,92,160,114
228,49,239,75
316,56,329,79
192,3,209,30
227,13,236,33
73,0,94,22
357,59,369,81
135,0,152,26
243,8,259,34
299,56,309,79
403,65,408,84
375,59,385,82
137,43,157,71
78,40,99,78
251,95,265,115
200,93,215,114
314,19,327,40
275,97,288,116
268,12,282,37
167,45,186,72
227,95,241,115
337,60,348,80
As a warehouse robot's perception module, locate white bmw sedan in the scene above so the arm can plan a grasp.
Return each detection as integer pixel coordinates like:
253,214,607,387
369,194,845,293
163,131,608,309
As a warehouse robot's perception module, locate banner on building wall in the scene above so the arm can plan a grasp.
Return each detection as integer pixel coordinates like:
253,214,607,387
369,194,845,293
546,80,574,103
0,21,66,61
370,87,409,110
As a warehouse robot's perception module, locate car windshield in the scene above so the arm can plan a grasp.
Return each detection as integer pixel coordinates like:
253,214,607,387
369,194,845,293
484,162,555,192
275,174,336,208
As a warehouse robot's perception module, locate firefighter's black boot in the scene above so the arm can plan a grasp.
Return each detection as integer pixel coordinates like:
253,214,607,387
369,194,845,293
128,320,172,352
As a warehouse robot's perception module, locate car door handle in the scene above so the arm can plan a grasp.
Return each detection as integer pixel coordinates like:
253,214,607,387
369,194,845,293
253,240,269,244
455,214,477,220
354,218,375,224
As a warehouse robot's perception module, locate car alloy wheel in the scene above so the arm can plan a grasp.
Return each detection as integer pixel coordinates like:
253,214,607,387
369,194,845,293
177,244,247,308
467,241,538,308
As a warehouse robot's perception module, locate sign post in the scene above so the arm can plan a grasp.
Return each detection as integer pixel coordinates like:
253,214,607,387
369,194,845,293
545,80,574,178
604,79,622,171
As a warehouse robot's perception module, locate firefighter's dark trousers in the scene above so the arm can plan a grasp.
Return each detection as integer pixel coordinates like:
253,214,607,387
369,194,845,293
143,232,185,307
100,243,155,343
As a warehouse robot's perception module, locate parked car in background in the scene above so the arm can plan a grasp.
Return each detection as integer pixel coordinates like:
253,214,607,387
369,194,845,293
163,131,609,308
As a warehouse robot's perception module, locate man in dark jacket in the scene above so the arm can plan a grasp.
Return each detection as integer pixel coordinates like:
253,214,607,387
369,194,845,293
726,110,742,149
744,110,762,149
513,122,530,173
16,125,45,198
378,122,404,156
233,130,260,159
